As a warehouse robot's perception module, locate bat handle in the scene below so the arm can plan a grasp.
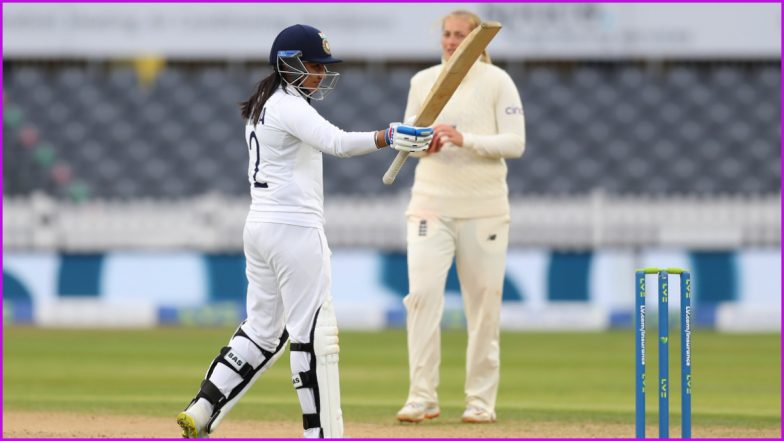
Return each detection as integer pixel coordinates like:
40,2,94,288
382,151,410,185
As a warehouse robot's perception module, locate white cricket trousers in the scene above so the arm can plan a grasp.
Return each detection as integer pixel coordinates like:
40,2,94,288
242,221,332,346
403,213,509,412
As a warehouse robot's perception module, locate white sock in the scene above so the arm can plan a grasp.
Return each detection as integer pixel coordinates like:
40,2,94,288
304,428,321,438
190,398,214,425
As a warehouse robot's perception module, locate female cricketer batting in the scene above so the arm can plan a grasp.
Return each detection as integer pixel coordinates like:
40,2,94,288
176,24,433,439
396,10,526,424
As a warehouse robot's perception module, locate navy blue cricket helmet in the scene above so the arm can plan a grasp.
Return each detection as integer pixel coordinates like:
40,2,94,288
269,24,342,66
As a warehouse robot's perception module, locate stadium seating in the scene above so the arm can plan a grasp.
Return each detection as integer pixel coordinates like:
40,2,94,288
4,62,780,199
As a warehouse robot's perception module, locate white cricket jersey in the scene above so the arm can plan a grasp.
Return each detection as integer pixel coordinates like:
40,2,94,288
405,60,526,218
244,85,378,228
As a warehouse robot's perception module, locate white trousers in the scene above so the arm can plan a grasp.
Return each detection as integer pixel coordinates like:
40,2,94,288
403,214,509,412
242,221,332,345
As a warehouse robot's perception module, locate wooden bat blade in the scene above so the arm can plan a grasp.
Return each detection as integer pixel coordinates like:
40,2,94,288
414,21,501,127
383,21,502,185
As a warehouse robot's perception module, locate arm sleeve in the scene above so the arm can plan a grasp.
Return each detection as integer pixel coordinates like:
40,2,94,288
462,72,526,159
404,75,428,158
404,76,423,122
280,98,378,158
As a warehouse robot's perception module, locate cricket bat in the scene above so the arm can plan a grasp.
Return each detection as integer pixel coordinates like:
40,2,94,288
382,21,502,185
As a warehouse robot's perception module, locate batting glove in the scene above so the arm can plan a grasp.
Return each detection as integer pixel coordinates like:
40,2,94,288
387,123,433,153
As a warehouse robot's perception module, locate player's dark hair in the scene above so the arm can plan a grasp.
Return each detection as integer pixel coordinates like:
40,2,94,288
240,71,282,123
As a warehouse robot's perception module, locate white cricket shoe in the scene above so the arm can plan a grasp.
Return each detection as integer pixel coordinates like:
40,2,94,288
177,399,212,438
461,405,496,423
396,402,440,423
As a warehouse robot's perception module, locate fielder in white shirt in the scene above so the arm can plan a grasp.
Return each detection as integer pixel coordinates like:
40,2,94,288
396,10,526,425
177,24,432,439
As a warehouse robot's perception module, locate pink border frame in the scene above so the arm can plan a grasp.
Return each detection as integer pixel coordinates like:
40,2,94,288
0,1,781,440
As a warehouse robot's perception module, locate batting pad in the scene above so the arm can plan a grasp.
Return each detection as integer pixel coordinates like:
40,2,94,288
206,326,288,434
314,298,343,437
290,297,343,438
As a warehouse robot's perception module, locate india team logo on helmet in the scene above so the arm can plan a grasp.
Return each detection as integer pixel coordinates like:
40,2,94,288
318,32,331,55
270,24,342,101
269,24,341,65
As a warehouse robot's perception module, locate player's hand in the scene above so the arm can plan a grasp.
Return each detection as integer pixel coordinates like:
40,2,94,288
429,124,463,154
388,123,433,153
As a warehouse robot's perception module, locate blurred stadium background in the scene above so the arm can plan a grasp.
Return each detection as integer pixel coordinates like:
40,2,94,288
3,3,781,333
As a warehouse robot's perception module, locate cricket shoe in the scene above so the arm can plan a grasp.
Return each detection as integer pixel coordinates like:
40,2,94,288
177,399,212,438
461,405,496,423
396,402,440,423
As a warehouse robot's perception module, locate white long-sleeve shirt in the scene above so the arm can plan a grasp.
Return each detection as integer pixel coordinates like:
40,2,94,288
245,85,378,228
405,60,526,218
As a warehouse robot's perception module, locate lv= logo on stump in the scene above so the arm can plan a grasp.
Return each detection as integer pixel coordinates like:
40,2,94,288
635,268,692,439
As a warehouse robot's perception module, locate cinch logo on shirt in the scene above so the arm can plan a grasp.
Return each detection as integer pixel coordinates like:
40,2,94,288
505,106,523,115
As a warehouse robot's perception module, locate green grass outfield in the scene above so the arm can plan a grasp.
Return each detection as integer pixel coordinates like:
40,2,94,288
3,327,781,437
